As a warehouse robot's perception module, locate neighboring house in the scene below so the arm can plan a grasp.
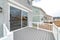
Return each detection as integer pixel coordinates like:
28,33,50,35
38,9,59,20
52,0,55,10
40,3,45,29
0,0,32,38
32,6,53,23
53,17,60,21
32,6,53,31
32,6,45,24
44,14,53,23
32,6,53,26
53,17,60,27
32,6,45,27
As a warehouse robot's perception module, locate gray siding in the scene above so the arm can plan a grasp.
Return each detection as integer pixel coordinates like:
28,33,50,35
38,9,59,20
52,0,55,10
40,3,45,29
0,0,4,38
0,0,10,38
32,6,45,22
0,0,32,38
3,0,10,30
13,0,32,10
0,0,32,31
0,25,3,38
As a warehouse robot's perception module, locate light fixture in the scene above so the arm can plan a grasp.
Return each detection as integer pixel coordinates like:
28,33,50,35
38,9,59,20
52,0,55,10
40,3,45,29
0,7,2,12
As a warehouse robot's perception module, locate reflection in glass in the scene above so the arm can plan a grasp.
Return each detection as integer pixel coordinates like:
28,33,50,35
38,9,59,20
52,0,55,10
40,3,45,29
10,6,21,31
22,11,28,27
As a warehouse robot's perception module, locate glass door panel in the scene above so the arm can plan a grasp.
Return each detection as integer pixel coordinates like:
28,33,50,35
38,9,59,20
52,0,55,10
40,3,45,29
10,6,21,31
21,11,28,27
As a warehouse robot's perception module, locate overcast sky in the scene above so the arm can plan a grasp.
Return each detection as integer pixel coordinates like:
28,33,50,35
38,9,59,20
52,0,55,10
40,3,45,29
32,0,60,17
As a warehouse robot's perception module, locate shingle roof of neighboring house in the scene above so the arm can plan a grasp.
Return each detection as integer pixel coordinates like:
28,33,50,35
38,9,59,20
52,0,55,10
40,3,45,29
45,14,53,19
53,17,60,19
32,6,52,17
32,6,46,14
32,6,53,19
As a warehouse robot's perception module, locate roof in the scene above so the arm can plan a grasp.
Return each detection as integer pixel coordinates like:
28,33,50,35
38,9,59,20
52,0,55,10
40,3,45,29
32,6,52,18
32,6,46,14
45,14,53,18
53,17,60,19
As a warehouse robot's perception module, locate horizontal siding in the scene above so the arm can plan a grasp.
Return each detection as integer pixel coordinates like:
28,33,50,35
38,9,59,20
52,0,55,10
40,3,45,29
13,0,32,10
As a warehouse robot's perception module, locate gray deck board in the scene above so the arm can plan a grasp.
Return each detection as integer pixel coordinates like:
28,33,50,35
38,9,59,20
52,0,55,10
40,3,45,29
13,27,55,40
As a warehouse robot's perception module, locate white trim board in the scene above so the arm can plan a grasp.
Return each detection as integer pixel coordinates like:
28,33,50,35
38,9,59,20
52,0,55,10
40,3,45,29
37,27,52,32
12,27,28,32
8,3,29,12
8,0,32,12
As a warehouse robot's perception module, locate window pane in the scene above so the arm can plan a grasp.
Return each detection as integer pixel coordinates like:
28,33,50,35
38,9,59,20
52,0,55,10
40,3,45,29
10,6,21,31
33,7,40,15
32,23,37,28
33,16,40,22
21,11,28,27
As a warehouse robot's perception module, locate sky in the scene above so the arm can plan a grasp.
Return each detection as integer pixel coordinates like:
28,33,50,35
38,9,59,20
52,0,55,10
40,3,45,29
32,0,60,17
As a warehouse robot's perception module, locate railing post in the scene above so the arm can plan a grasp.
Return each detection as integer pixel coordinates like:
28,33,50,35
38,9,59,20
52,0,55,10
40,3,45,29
0,24,14,40
52,23,58,40
3,24,10,36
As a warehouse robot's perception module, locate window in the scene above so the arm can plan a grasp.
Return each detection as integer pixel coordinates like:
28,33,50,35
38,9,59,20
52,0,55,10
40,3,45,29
21,11,28,27
33,16,40,22
10,6,21,31
32,7,45,28
10,6,28,31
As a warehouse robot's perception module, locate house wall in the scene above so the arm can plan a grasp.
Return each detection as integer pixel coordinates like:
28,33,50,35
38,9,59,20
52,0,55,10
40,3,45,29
32,6,45,28
3,0,32,31
3,0,10,31
0,0,32,35
0,0,32,38
28,12,32,27
9,0,32,30
0,13,3,38
13,0,32,10
9,0,32,28
0,0,10,38
32,6,45,22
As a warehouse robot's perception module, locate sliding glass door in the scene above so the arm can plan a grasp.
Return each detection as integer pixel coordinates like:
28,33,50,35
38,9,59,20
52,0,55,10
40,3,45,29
10,6,28,31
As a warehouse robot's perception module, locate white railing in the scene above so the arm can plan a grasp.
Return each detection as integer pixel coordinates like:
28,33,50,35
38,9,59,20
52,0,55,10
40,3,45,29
52,23,60,40
44,20,53,22
0,24,13,40
52,23,58,40
58,28,60,40
1,23,60,40
3,24,10,36
0,32,13,40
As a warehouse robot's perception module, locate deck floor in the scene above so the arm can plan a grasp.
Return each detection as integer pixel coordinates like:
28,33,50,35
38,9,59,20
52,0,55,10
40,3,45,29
13,27,55,40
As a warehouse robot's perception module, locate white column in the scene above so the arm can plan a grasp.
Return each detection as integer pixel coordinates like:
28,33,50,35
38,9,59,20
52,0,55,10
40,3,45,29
28,12,32,27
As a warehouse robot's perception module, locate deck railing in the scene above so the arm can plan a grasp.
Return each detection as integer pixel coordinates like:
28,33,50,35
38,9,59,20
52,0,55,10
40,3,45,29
3,24,10,36
32,22,60,40
0,24,13,40
0,32,13,40
52,23,60,40
0,23,60,40
52,23,58,40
